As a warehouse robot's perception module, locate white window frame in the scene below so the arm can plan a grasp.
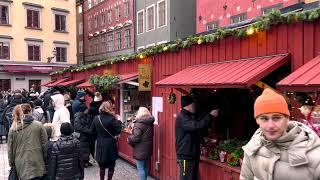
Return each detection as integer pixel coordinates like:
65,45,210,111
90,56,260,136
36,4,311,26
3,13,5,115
101,12,105,27
124,29,131,48
0,38,11,61
115,6,120,21
79,22,83,35
137,9,144,35
25,6,42,29
53,11,68,32
146,4,155,32
115,31,122,50
146,43,155,48
94,15,98,29
54,44,68,63
0,1,11,25
124,1,130,17
107,33,114,52
26,41,42,62
79,41,83,53
107,10,112,24
157,0,167,28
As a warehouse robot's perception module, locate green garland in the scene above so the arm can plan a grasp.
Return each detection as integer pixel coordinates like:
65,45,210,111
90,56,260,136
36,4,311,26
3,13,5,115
208,148,219,160
227,153,239,167
89,74,119,91
51,8,320,76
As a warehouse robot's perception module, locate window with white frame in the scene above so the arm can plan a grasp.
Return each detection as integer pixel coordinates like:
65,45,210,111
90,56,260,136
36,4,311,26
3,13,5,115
137,10,144,34
146,5,155,31
27,44,41,61
115,31,121,50
88,0,92,9
262,3,283,15
94,37,99,54
79,22,83,35
0,5,9,25
88,17,92,31
157,0,166,27
115,6,120,21
124,29,131,48
206,21,218,31
27,9,40,28
56,47,67,62
94,15,98,29
231,13,247,24
79,41,83,53
0,41,10,60
107,33,113,51
88,39,93,54
107,10,112,24
124,2,130,17
101,13,105,27
101,34,106,52
55,14,66,31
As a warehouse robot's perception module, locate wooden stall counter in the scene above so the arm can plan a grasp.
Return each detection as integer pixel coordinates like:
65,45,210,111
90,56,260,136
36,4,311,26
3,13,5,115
199,156,241,180
118,129,135,164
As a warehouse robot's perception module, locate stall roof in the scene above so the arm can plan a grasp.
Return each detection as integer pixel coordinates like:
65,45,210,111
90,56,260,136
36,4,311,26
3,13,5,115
76,80,93,88
41,80,56,86
118,72,138,84
58,79,84,86
46,78,69,87
156,54,289,88
277,55,320,92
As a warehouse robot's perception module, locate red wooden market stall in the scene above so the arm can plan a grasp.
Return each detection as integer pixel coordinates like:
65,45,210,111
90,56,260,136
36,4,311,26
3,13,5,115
50,17,320,179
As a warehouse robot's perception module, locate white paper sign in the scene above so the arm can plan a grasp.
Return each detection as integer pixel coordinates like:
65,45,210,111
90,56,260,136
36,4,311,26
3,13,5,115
152,97,163,125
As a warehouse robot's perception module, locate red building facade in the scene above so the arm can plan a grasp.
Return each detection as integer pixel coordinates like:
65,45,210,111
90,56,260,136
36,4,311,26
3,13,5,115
197,0,301,33
83,0,134,63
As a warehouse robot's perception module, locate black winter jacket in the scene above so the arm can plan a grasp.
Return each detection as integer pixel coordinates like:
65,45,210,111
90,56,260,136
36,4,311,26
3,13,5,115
74,112,91,162
50,135,84,180
128,117,154,160
175,109,213,160
91,112,122,164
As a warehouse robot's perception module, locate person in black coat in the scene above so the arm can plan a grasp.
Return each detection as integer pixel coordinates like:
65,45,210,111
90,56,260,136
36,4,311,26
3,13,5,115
74,104,92,167
128,107,154,180
0,93,7,143
175,96,219,180
91,101,122,180
50,123,84,180
72,91,87,115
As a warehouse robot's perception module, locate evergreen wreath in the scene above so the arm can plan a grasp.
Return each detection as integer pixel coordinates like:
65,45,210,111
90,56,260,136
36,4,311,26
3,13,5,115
227,152,239,167
208,148,219,160
168,92,176,104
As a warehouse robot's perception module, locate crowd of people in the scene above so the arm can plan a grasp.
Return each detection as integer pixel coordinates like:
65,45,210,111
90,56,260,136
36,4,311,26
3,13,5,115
0,87,155,180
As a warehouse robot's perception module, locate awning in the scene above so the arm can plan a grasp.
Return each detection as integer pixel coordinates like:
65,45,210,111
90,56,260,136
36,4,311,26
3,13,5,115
118,72,139,84
76,80,93,88
46,78,69,87
156,54,289,88
277,55,320,91
41,80,56,86
58,79,84,86
2,65,67,74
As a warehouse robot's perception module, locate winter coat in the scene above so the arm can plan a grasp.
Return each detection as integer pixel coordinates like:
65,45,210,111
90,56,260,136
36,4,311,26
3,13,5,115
45,140,54,176
51,94,70,140
91,112,122,164
74,112,91,162
33,106,46,124
0,99,6,136
240,121,320,180
72,99,85,115
50,135,84,180
7,115,48,180
128,117,154,160
175,109,213,160
0,98,22,132
88,101,102,126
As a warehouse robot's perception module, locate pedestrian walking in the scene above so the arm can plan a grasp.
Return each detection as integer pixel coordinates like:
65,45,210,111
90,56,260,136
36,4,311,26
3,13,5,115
7,104,48,180
50,122,84,180
128,107,154,180
240,89,320,180
33,99,46,124
74,104,92,167
51,94,70,140
0,93,7,143
175,96,219,180
91,101,122,180
72,91,87,115
43,123,55,180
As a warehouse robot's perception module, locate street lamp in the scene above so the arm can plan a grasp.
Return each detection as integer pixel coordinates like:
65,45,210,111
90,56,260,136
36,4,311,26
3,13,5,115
47,48,57,63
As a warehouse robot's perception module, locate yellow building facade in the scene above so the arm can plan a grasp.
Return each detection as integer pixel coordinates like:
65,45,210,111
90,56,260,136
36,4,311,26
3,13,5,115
0,0,76,92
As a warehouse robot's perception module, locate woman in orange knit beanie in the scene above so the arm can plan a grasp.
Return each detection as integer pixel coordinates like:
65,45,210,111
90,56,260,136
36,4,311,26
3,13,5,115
240,89,320,180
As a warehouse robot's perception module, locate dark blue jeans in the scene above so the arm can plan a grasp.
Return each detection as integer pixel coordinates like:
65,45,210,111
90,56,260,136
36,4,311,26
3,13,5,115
136,160,148,180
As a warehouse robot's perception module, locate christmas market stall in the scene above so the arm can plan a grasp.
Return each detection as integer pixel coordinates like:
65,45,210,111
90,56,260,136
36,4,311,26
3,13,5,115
49,9,320,180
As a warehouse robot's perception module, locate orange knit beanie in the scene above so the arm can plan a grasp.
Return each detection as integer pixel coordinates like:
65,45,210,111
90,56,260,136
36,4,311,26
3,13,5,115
254,89,290,118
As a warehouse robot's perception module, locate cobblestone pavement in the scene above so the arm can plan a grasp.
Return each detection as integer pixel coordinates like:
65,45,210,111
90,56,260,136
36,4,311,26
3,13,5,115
0,143,154,180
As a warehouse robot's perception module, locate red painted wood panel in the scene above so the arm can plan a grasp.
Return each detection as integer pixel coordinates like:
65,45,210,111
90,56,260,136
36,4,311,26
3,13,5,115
225,37,233,61
233,38,241,60
240,37,249,58
277,25,288,54
206,44,213,63
249,34,258,58
267,26,277,55
212,42,219,62
219,39,226,61
315,20,320,56
304,22,315,64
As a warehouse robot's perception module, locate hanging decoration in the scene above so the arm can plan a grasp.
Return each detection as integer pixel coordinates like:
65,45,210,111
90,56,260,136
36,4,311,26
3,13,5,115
89,74,119,91
168,90,177,104
50,8,320,76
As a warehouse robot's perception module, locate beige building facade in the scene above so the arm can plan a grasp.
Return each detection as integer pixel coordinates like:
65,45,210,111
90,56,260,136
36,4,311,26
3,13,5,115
0,0,76,92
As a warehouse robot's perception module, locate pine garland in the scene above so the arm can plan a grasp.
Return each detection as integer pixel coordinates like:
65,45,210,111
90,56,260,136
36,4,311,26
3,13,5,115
51,8,320,75
89,74,119,91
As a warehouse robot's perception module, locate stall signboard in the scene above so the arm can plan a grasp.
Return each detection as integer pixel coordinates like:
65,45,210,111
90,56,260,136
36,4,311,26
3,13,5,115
138,64,152,91
152,97,163,125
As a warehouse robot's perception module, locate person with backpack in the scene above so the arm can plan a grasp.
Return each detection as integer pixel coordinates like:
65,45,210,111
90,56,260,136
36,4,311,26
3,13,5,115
33,99,46,124
91,101,122,180
50,122,84,180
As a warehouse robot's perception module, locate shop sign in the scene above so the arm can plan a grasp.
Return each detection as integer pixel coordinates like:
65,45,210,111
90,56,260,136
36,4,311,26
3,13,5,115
138,64,151,91
152,97,163,125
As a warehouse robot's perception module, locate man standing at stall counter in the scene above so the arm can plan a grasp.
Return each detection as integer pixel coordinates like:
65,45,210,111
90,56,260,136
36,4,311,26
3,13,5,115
175,95,219,180
240,89,320,180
